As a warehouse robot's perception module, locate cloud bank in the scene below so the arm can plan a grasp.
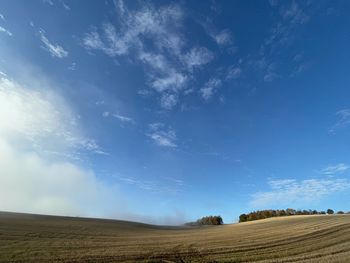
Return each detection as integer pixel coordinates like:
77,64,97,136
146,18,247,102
0,75,117,217
251,178,350,208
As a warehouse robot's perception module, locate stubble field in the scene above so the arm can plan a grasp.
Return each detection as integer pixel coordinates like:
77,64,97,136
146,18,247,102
1,212,350,262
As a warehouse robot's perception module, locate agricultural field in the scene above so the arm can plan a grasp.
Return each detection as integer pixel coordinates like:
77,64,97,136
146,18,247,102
1,212,350,262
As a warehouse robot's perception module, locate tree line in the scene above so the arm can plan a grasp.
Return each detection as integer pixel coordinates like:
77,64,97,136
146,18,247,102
239,208,348,223
185,215,223,226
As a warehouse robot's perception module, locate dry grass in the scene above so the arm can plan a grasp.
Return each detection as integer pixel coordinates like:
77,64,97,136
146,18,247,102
1,212,350,262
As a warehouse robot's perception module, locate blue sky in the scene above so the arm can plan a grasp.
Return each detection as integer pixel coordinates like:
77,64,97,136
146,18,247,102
1,0,350,224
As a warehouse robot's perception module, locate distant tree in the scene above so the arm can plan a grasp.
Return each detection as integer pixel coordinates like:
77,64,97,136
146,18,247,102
239,214,248,223
279,209,287,216
286,208,296,216
337,211,345,214
196,216,223,225
327,209,334,215
237,208,347,223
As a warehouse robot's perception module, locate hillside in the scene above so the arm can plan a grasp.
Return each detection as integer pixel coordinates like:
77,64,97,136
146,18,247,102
1,212,350,262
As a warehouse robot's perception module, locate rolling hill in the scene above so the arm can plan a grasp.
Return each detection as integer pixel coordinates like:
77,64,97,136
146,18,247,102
1,212,350,262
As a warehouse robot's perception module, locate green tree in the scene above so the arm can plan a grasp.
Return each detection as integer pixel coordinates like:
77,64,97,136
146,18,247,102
239,214,248,222
327,209,334,215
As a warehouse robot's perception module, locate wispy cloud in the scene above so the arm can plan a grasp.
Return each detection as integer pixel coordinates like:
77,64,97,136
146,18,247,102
82,1,220,109
147,122,177,147
200,18,234,48
38,29,68,58
213,29,233,46
114,175,184,194
329,109,350,133
0,26,12,36
43,0,70,10
263,63,280,82
43,0,54,6
239,1,314,84
226,65,242,80
102,111,135,124
68,62,76,70
320,163,349,175
182,47,214,70
251,178,350,208
0,14,5,21
200,78,222,100
280,1,309,25
160,93,178,110
60,0,70,11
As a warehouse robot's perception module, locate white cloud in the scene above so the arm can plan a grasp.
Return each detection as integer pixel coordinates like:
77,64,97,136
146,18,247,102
320,163,349,175
226,66,242,79
95,100,105,105
200,78,222,100
112,113,134,124
0,76,104,156
38,29,68,58
263,63,279,82
329,109,350,133
0,137,119,217
151,72,187,93
160,93,178,110
200,19,234,47
213,29,233,46
281,1,309,25
248,1,313,82
147,122,177,147
43,0,54,6
82,3,189,109
61,0,70,11
250,178,350,208
0,70,186,224
182,47,214,70
68,62,76,70
82,31,105,51
82,1,219,109
0,26,12,36
0,74,119,217
102,111,134,124
139,52,170,72
0,14,5,21
82,3,184,58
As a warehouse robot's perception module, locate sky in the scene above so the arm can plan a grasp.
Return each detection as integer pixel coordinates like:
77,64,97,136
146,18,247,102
1,0,350,225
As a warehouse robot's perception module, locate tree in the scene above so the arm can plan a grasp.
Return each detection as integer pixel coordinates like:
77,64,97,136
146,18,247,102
196,216,223,225
337,211,344,214
239,214,248,223
286,208,296,216
327,209,334,215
